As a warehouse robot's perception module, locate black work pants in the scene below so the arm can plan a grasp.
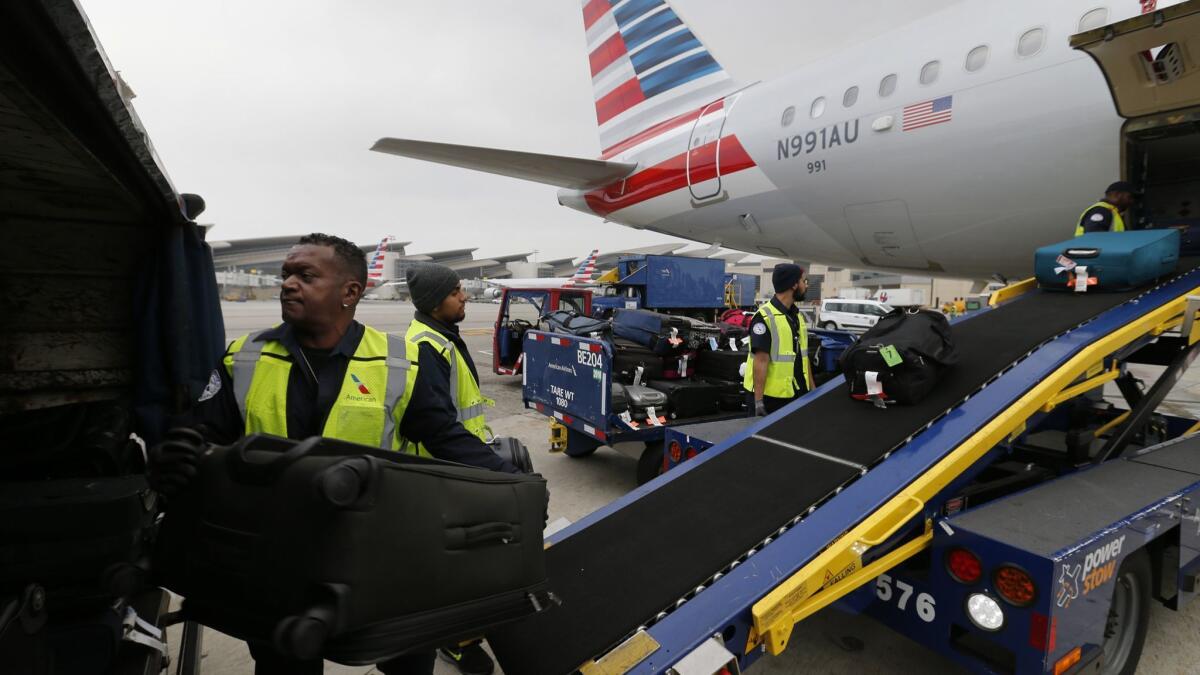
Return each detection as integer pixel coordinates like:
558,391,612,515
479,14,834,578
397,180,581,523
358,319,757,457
745,392,797,417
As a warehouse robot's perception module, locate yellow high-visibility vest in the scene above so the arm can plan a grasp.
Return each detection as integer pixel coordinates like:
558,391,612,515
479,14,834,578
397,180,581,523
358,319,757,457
403,318,493,455
743,302,814,398
223,325,415,449
1075,201,1126,237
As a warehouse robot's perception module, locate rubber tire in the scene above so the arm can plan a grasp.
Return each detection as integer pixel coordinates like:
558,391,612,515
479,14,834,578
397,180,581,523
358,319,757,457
1100,549,1152,675
636,441,665,486
563,430,600,458
822,321,838,330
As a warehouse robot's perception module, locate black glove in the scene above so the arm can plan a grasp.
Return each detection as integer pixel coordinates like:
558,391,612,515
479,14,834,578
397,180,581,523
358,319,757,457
147,427,205,499
754,399,767,417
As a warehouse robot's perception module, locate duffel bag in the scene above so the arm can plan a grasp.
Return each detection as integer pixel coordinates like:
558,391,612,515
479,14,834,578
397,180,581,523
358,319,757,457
543,310,611,339
155,434,553,665
838,308,957,405
612,309,687,355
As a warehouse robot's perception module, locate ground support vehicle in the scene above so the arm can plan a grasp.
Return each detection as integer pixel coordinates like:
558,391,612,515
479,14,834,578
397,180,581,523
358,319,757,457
592,255,728,319
523,326,855,484
521,330,745,485
492,287,592,375
817,297,894,332
492,249,1200,675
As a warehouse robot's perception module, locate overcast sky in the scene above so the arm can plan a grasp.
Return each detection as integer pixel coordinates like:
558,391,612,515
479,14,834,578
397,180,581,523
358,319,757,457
82,0,956,262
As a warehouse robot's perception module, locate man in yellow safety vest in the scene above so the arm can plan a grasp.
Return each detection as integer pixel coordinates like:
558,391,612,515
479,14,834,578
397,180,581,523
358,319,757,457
1075,181,1138,236
744,263,815,417
152,233,517,675
403,262,501,675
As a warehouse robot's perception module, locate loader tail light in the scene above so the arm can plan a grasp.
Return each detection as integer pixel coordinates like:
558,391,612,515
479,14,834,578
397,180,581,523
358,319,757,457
668,441,683,463
994,565,1036,606
947,547,983,584
1053,646,1081,674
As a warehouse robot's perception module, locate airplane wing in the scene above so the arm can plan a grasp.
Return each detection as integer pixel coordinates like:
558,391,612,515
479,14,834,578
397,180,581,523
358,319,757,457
370,139,637,190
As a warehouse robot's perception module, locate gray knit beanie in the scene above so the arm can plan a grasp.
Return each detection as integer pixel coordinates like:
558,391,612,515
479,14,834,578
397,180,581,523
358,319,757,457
406,263,460,314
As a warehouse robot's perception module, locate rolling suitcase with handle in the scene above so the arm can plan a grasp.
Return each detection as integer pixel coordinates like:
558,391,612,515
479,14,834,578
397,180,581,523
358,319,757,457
1034,229,1180,291
612,338,666,384
155,434,552,665
696,349,747,381
645,380,722,419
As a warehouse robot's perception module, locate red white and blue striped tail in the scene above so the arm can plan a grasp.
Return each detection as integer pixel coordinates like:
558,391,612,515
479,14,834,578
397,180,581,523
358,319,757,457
366,235,394,288
583,0,737,155
564,249,600,286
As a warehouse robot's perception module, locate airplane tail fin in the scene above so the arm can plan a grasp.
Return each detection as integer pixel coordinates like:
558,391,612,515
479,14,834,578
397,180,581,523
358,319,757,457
582,0,738,155
564,249,600,286
366,235,393,288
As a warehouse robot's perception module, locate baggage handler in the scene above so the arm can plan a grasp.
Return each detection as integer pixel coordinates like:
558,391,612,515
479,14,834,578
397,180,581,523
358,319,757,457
149,233,518,675
745,263,815,416
403,262,501,675
1075,180,1138,236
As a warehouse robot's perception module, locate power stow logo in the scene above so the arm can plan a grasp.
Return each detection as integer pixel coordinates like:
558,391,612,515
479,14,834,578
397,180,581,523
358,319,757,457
1081,535,1125,595
1057,534,1125,608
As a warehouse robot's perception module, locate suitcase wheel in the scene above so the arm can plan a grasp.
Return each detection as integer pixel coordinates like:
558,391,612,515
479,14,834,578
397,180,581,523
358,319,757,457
316,458,373,508
273,611,330,661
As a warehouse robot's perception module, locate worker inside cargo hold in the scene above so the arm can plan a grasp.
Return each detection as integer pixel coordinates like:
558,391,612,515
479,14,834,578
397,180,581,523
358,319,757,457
1075,180,1139,236
147,233,519,675
745,263,815,416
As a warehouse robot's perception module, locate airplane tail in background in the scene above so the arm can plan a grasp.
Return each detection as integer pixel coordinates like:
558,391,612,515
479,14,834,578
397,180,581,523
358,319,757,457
564,249,600,286
582,0,738,155
366,235,393,288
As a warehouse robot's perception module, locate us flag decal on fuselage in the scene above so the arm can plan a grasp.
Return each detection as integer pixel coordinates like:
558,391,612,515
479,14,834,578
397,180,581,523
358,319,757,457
903,95,953,132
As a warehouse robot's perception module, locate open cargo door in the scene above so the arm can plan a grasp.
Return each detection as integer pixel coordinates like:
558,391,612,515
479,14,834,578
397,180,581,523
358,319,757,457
1070,0,1200,119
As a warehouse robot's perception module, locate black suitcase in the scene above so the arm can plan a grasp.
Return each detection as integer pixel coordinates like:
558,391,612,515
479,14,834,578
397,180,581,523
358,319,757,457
838,308,958,405
0,476,157,614
680,318,722,350
661,350,698,379
612,338,666,384
696,349,747,381
646,380,722,419
701,377,747,412
155,434,552,665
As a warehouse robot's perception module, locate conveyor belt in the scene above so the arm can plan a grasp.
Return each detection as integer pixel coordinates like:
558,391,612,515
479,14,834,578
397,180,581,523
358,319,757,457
488,281,1180,674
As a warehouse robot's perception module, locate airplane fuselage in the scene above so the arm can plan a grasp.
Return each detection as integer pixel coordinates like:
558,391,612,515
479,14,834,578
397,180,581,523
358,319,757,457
561,0,1148,279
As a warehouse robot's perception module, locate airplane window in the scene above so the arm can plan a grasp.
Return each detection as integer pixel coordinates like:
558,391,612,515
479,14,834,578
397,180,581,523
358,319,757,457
920,60,940,85
810,96,826,119
1018,27,1045,57
1079,8,1108,32
781,105,795,127
879,73,897,97
965,45,989,72
843,86,859,108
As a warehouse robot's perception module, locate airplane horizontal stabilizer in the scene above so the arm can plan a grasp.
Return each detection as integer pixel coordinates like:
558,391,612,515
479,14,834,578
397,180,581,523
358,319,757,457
370,138,636,190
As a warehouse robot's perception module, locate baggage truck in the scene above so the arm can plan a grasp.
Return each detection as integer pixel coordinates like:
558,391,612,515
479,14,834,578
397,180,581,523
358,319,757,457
872,288,926,307
593,255,729,318
491,287,593,375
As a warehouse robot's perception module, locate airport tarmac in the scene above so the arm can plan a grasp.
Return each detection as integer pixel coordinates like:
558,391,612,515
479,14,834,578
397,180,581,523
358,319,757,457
181,300,1200,674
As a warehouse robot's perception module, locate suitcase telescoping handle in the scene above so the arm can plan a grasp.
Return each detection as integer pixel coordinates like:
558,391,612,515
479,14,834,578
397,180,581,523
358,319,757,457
226,435,323,484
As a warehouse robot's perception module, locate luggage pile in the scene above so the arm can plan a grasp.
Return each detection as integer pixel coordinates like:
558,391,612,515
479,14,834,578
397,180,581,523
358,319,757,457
609,309,749,427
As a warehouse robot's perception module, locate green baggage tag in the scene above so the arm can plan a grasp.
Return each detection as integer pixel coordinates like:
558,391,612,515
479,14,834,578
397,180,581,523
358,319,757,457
880,345,903,367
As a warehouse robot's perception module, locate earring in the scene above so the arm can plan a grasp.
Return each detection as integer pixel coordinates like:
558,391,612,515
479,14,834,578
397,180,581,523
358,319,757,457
342,303,350,308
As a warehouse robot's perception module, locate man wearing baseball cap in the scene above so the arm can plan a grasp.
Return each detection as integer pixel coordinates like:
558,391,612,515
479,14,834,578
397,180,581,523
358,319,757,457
744,263,815,417
1075,181,1139,236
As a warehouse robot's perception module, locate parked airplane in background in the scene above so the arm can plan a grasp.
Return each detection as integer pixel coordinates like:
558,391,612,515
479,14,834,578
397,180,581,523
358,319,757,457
482,249,600,298
373,0,1191,280
366,235,395,289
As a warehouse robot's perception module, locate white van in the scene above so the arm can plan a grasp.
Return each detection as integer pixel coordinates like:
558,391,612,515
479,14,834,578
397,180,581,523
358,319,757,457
817,298,893,332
